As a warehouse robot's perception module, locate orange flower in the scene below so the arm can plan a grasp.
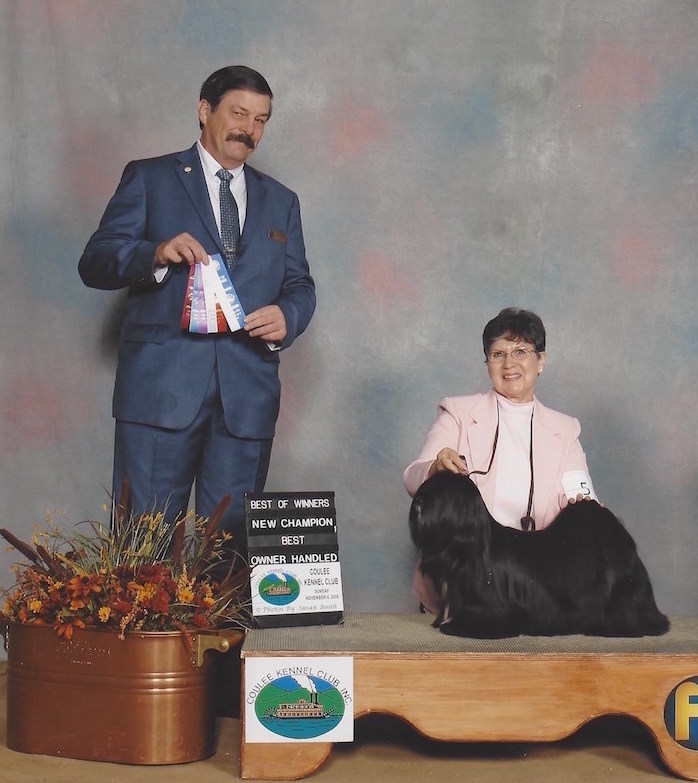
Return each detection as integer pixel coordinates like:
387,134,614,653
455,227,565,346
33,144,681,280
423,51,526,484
178,586,195,603
191,613,209,629
137,564,168,583
54,617,86,640
150,589,170,615
114,599,134,615
129,581,157,605
66,574,103,601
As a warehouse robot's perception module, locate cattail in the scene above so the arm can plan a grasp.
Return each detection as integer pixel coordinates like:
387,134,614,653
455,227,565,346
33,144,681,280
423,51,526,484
204,495,231,542
35,544,65,577
0,529,43,568
171,519,185,566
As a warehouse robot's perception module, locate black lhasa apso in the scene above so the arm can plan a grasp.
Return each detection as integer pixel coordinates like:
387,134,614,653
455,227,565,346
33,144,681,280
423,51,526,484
409,472,669,638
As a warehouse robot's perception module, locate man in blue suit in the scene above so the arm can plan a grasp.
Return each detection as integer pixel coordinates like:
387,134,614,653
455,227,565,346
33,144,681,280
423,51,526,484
79,65,316,553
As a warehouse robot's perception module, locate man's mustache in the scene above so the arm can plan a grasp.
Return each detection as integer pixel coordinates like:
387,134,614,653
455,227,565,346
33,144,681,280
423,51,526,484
226,131,255,149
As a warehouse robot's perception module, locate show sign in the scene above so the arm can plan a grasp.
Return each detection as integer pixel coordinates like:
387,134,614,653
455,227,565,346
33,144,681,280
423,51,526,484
244,656,354,743
245,491,344,628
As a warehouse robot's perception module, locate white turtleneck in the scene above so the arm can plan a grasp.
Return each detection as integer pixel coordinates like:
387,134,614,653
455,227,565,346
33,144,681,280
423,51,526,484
491,394,535,528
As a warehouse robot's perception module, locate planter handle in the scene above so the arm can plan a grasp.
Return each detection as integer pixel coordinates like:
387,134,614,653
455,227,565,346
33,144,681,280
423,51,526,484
193,630,243,667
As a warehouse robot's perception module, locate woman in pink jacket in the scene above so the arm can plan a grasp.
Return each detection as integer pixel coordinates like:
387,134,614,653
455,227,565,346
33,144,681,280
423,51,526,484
404,308,597,611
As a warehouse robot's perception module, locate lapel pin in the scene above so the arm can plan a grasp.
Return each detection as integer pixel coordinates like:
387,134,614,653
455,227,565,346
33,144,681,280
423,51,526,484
184,166,192,173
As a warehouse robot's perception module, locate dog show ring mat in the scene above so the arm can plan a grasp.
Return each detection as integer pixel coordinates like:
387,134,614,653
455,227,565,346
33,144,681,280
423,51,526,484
240,612,698,780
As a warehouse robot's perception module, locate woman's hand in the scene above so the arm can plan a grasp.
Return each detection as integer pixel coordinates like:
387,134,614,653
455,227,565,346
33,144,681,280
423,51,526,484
427,448,468,478
564,494,603,507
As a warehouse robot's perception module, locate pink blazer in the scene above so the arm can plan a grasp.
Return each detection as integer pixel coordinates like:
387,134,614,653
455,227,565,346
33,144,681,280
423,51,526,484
403,389,592,530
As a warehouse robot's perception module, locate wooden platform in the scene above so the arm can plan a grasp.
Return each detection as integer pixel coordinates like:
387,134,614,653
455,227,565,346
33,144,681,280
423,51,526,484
240,613,698,780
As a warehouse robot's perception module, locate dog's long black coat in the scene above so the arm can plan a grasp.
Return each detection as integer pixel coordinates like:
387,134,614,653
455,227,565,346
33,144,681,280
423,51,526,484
409,472,669,638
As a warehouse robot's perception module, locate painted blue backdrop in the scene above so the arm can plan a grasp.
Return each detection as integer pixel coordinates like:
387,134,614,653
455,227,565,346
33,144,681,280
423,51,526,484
1,1,697,654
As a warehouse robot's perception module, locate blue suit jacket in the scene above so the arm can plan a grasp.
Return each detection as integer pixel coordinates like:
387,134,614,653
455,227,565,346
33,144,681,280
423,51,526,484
78,144,316,439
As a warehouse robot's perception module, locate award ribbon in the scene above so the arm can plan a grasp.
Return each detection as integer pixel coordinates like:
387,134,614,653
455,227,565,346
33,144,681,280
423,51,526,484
180,253,246,333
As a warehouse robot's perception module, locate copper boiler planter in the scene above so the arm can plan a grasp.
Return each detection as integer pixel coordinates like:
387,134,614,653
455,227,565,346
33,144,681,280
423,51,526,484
2,621,243,764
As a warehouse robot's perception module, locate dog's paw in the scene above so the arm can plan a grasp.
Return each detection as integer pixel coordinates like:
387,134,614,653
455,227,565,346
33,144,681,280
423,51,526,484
437,619,515,639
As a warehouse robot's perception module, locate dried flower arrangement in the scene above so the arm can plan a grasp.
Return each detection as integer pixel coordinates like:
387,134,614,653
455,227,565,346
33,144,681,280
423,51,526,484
0,488,250,641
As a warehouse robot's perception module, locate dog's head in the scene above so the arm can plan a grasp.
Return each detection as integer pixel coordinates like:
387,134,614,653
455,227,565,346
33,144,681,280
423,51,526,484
409,472,492,558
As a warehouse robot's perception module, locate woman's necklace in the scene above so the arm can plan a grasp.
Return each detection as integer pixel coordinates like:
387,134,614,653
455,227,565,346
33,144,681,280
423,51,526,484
467,400,536,531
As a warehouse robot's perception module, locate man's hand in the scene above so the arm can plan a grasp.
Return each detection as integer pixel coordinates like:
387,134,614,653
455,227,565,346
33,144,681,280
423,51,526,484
244,305,287,343
155,233,209,267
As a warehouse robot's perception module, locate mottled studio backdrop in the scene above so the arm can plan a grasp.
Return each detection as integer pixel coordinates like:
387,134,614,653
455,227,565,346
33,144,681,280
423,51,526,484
1,1,697,654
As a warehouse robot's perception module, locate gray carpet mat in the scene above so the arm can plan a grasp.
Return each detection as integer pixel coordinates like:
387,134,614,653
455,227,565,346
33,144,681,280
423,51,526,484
243,613,696,655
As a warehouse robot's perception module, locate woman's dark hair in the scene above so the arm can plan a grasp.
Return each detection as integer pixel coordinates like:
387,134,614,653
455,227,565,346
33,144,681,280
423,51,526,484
199,65,273,116
482,308,546,356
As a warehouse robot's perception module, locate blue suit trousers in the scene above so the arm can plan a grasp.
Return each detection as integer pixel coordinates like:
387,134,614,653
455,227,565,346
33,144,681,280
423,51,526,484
113,362,272,554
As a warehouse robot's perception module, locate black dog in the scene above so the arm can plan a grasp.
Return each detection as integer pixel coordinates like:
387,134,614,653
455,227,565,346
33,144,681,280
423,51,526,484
409,472,669,638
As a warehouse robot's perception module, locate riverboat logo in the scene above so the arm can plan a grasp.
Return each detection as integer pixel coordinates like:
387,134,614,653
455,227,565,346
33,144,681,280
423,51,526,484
258,572,301,606
664,677,698,749
245,657,354,743
254,673,345,739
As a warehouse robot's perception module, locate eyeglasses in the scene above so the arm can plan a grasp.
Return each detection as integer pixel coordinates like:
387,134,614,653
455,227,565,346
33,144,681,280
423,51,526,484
486,347,538,364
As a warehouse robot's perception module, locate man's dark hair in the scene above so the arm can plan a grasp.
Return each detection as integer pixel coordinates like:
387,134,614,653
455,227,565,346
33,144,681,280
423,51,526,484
199,65,273,117
482,308,546,356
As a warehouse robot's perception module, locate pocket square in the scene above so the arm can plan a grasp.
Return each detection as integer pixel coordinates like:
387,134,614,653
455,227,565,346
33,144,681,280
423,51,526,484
267,229,287,243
